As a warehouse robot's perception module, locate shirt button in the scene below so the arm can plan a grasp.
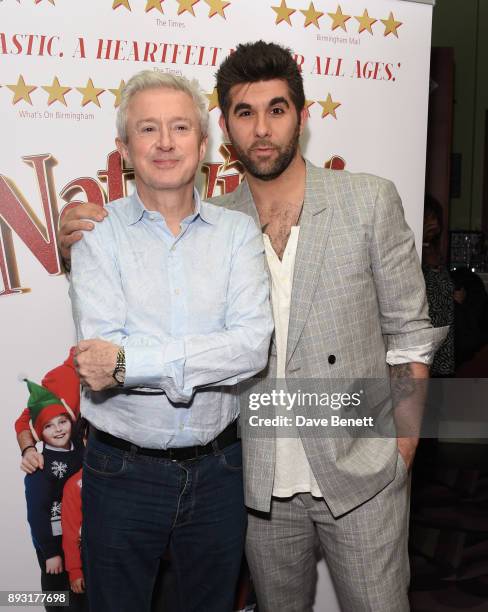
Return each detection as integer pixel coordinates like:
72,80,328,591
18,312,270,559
175,288,180,295
179,424,184,431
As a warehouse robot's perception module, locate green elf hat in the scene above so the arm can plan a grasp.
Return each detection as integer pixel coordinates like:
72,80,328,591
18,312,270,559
24,379,76,442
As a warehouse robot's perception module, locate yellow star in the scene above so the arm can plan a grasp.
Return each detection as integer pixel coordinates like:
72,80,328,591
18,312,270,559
109,80,126,108
6,75,37,105
204,0,230,18
381,12,402,38
272,0,295,26
76,78,105,107
145,0,164,12
112,0,131,10
327,5,350,31
304,99,315,117
176,0,200,16
318,93,341,119
355,9,376,35
300,2,323,28
42,76,71,106
206,87,219,111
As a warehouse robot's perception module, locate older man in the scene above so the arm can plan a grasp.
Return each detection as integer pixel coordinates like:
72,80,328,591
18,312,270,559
67,70,272,612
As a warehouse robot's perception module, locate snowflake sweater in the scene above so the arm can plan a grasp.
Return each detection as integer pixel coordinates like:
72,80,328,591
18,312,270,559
24,445,83,561
61,469,83,582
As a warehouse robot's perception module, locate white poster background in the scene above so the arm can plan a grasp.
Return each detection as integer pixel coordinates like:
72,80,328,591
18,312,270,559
1,0,432,607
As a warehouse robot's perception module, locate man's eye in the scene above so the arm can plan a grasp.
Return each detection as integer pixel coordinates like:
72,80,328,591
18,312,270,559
174,124,189,131
271,107,284,115
237,110,251,118
142,126,154,133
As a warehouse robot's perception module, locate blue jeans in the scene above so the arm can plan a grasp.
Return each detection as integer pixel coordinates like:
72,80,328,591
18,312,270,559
82,435,246,612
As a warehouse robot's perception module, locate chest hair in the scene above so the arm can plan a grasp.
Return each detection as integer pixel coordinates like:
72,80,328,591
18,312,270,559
261,202,302,260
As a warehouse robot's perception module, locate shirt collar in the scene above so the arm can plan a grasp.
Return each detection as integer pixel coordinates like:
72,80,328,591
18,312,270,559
125,188,217,226
44,442,74,452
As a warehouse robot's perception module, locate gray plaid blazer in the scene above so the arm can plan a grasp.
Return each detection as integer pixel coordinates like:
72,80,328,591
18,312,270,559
212,161,445,516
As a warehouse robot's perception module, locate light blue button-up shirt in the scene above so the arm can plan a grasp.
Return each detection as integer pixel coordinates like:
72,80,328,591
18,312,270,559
69,189,273,449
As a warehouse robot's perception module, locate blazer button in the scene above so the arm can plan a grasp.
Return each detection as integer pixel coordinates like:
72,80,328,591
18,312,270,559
328,355,336,365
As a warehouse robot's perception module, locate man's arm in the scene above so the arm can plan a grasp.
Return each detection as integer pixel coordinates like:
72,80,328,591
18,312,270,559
58,203,107,263
369,179,447,469
70,214,273,402
390,362,429,470
15,408,43,472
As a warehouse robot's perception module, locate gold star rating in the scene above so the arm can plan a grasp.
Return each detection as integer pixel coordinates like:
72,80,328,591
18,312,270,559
42,76,71,106
304,100,315,117
204,0,230,18
7,75,37,105
318,93,341,119
381,12,402,37
272,0,295,26
145,0,164,12
300,2,323,28
206,87,219,111
112,0,131,10
355,9,376,35
176,0,200,16
327,5,350,31
109,80,126,108
76,78,105,107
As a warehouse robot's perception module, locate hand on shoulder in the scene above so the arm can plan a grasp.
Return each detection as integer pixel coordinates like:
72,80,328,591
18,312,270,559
59,202,107,263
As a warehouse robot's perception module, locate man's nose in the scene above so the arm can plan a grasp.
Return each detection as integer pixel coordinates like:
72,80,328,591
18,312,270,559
255,113,271,138
157,125,174,149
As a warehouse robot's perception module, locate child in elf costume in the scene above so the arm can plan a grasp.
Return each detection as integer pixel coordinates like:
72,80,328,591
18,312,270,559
20,357,86,611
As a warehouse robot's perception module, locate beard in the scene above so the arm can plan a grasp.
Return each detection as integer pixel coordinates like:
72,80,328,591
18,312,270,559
229,122,301,181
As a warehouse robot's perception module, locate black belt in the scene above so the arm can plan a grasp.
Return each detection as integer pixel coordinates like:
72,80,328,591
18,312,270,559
91,420,239,461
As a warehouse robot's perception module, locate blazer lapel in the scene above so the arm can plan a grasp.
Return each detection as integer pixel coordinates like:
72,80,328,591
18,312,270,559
227,180,260,227
286,164,336,365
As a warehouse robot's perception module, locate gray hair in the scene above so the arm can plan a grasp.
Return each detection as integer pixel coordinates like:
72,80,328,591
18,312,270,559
116,70,209,143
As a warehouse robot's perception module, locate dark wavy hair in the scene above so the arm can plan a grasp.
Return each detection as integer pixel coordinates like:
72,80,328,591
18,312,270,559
216,41,305,120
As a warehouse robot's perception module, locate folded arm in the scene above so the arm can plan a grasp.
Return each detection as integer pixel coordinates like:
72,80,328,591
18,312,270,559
70,215,273,403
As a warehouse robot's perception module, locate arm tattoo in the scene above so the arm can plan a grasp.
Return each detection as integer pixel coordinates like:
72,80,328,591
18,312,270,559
390,363,415,403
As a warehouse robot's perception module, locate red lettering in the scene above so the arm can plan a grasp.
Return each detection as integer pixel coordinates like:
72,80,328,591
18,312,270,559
97,38,112,60
0,155,61,296
97,150,133,202
143,42,157,63
294,54,305,72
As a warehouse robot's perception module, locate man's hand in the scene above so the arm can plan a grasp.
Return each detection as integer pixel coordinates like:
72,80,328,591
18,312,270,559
46,556,63,574
391,362,429,473
397,436,418,472
20,447,44,474
74,339,119,391
59,203,107,262
70,576,85,594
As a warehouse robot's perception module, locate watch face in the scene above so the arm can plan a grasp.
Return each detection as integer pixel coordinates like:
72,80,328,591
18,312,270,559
114,369,125,384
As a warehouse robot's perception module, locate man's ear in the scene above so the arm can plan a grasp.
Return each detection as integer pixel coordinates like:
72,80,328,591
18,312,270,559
115,137,131,166
218,113,230,140
199,135,208,162
299,106,308,136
